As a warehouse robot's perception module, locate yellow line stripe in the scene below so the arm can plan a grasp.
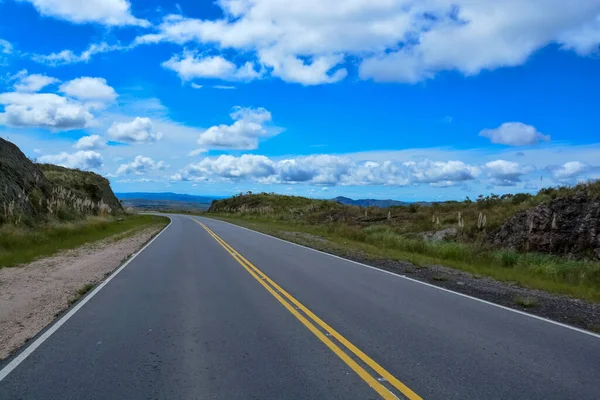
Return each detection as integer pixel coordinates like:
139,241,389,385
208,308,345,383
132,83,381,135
195,219,422,400
198,222,396,400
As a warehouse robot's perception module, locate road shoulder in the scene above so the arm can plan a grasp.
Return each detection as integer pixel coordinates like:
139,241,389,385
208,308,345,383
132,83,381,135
0,222,167,360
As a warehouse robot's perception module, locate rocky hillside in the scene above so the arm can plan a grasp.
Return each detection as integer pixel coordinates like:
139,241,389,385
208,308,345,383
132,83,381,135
491,190,600,258
210,183,600,259
0,138,122,224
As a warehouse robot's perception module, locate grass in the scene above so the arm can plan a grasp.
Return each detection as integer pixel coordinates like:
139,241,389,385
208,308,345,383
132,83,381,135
514,296,538,308
70,283,95,305
0,214,169,268
207,214,600,302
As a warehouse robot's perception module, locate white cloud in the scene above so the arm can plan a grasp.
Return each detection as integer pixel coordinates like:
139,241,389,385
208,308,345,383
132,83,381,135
485,160,534,186
0,92,94,130
188,148,207,156
174,154,275,182
108,117,162,144
275,155,353,185
20,0,149,27
480,122,550,146
74,134,106,150
32,42,124,66
551,161,592,181
39,150,103,170
0,39,12,54
162,53,263,81
115,177,157,183
197,107,281,150
191,83,203,89
258,50,347,85
173,155,478,187
213,85,236,90
9,70,60,92
59,77,118,101
134,1,600,84
116,155,166,175
404,160,480,184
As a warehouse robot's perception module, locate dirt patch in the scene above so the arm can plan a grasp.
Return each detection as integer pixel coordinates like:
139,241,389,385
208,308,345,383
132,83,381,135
279,231,600,334
280,231,331,245
0,226,163,360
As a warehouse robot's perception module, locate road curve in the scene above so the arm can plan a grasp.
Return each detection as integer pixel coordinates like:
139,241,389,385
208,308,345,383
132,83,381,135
0,214,598,399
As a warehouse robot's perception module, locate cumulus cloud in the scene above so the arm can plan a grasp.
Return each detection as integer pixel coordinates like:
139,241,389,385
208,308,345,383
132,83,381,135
39,150,103,170
0,92,94,130
162,53,263,81
116,155,166,175
550,161,592,181
480,122,550,146
20,0,149,27
9,70,59,92
74,134,105,150
485,160,534,186
32,42,124,66
134,1,600,84
404,160,480,184
197,107,281,150
172,154,479,187
108,117,162,144
59,77,118,101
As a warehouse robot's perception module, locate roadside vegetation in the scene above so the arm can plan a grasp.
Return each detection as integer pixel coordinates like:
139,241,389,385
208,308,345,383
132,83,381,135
207,180,600,302
0,215,169,268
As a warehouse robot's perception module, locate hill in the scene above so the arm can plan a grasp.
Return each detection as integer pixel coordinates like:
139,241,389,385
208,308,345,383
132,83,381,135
209,185,600,258
333,196,409,208
0,138,122,225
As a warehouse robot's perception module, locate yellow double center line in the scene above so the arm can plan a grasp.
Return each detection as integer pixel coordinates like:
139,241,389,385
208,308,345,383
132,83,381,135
194,219,422,400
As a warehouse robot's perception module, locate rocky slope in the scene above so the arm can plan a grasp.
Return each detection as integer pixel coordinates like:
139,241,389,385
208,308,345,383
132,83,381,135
491,192,600,258
0,138,122,224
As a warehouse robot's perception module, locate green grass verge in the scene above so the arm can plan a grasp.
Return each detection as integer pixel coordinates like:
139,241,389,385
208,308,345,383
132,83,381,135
207,214,600,303
0,215,169,268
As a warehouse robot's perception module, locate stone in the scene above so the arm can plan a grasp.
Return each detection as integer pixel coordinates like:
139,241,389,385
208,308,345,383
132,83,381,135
490,193,600,257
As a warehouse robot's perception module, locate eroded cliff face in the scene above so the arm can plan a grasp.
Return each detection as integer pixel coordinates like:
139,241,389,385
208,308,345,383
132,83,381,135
491,193,600,258
0,137,50,217
0,138,122,223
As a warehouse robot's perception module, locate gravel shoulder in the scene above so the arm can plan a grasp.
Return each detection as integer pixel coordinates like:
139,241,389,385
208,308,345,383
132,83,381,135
280,231,600,334
0,225,164,360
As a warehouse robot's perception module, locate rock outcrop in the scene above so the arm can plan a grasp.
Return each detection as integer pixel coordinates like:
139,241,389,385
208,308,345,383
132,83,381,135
491,193,600,258
0,138,122,223
0,138,50,216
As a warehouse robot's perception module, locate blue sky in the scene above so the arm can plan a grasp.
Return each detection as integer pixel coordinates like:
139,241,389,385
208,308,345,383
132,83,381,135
1,0,599,201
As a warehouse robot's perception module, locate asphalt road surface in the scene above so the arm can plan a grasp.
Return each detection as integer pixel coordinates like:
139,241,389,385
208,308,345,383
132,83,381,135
1,214,599,399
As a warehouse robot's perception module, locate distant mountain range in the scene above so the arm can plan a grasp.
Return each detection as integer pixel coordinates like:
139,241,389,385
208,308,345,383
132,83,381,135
116,192,224,212
332,196,410,208
116,192,426,211
116,192,223,203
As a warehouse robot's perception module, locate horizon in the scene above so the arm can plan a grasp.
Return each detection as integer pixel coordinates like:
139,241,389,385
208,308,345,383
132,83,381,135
1,1,599,202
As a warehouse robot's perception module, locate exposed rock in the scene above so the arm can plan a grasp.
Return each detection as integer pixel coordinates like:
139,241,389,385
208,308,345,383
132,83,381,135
0,138,50,216
0,138,122,223
490,193,600,256
421,227,458,242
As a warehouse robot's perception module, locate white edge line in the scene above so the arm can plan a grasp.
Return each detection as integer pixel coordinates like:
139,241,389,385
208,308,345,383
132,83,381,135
0,217,173,382
200,216,600,340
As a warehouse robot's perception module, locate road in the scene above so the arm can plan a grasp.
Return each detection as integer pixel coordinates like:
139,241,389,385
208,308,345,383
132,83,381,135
1,214,599,399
